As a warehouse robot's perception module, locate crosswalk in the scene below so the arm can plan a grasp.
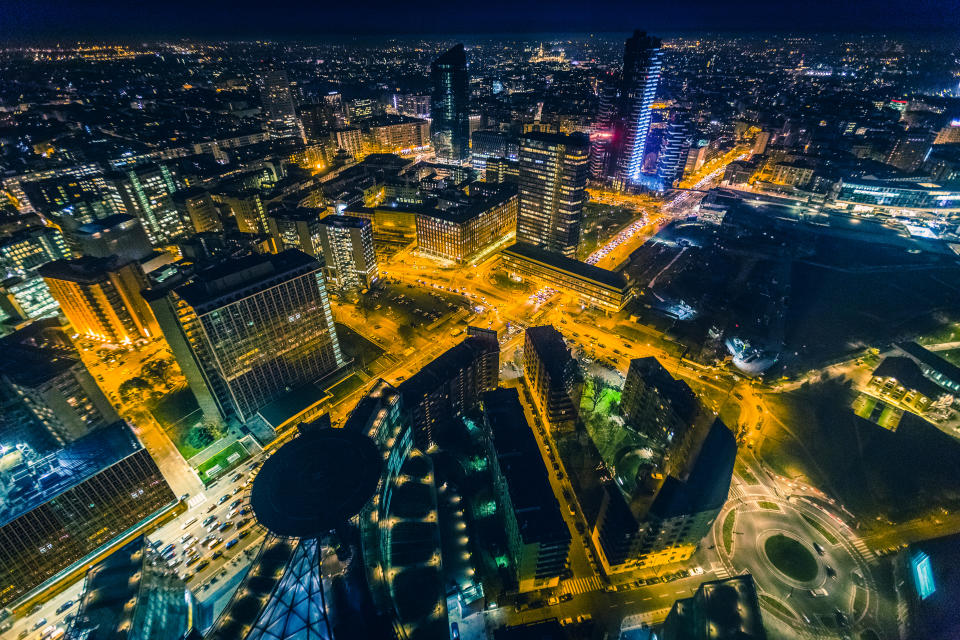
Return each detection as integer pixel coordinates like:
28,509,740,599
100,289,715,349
711,563,731,580
560,575,603,595
850,538,876,562
187,494,207,509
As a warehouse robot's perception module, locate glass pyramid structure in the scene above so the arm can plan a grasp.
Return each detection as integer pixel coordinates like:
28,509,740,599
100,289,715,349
245,538,334,640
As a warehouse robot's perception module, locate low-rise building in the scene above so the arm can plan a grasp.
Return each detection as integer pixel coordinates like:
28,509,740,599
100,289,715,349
503,242,633,312
661,574,767,640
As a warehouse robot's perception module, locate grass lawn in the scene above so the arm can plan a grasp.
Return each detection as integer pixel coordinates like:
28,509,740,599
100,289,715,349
335,322,385,368
757,501,780,511
764,534,818,582
150,387,203,458
722,511,736,554
758,594,796,620
196,441,250,484
801,513,840,545
736,463,758,485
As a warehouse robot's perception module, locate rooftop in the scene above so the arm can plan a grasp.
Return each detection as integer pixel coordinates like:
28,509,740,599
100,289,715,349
0,421,142,527
398,335,497,402
484,388,570,545
37,255,122,283
249,419,382,538
503,243,629,290
318,213,372,229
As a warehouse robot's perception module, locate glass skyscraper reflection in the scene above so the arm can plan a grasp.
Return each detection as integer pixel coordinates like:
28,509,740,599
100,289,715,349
430,44,470,164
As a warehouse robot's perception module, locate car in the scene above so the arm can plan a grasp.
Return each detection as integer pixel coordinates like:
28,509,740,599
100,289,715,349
17,631,28,640
185,554,202,566
33,618,48,630
195,560,210,572
212,550,224,560
547,596,559,605
559,617,574,626
238,529,251,539
834,610,849,627
226,538,240,550
160,543,176,556
208,537,224,549
813,542,825,556
218,494,230,504
29,603,43,615
180,533,195,544
808,588,828,597
229,499,243,510
559,593,573,603
826,565,837,579
0,621,11,634
178,493,190,502
218,522,233,533
206,504,218,514
450,621,459,640
55,599,74,614
230,473,243,483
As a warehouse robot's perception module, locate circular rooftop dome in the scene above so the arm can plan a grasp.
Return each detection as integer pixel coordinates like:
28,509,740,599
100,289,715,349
250,427,382,538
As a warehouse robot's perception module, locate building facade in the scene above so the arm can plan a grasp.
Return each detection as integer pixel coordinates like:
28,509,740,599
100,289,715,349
104,164,184,245
0,422,176,607
317,214,378,291
516,132,590,258
415,186,518,263
145,250,344,425
431,44,470,164
39,256,158,344
484,388,570,592
523,325,582,430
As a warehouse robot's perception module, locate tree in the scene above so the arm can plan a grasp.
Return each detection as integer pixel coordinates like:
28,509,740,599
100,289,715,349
118,377,151,404
187,424,216,450
142,358,173,387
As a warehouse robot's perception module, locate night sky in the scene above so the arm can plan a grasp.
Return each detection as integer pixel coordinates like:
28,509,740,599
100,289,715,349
1,0,959,40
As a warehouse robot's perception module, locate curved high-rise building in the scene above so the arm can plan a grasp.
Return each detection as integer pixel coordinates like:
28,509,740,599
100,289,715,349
617,31,663,186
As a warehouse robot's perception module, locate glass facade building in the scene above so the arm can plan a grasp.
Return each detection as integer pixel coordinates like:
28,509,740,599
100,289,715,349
430,44,470,164
0,422,176,607
146,250,345,425
618,31,663,185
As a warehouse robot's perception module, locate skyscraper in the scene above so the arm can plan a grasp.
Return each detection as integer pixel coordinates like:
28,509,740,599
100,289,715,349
655,113,694,190
516,132,590,258
316,214,378,291
261,68,303,141
103,164,184,245
618,30,663,185
145,250,344,425
430,44,470,164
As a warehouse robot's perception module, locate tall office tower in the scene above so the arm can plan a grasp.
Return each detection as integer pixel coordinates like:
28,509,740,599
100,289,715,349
430,44,470,164
104,164,185,245
523,325,582,430
266,207,326,257
0,226,70,272
483,388,571,592
399,327,499,448
346,97,375,123
39,256,159,344
70,214,153,262
215,189,269,234
145,250,344,426
261,68,303,141
69,535,196,640
590,83,619,179
392,93,431,119
0,323,119,446
516,132,590,258
0,421,176,607
655,114,693,190
324,90,345,126
617,30,663,186
661,574,767,640
316,214,378,291
173,187,224,234
471,129,515,171
886,128,935,173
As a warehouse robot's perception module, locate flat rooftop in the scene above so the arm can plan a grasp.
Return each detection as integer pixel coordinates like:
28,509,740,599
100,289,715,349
503,243,629,291
0,421,142,527
484,388,569,545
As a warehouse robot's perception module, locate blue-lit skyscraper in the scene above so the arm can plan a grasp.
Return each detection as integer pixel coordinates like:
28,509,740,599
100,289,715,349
654,112,693,190
618,30,663,185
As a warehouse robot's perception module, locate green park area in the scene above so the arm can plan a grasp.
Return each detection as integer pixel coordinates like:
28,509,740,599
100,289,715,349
764,534,818,582
722,511,736,554
801,513,839,545
579,202,638,259
148,386,222,460
757,501,780,511
197,441,251,484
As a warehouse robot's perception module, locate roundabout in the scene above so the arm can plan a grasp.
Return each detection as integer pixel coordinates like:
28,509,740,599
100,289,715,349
708,455,890,639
